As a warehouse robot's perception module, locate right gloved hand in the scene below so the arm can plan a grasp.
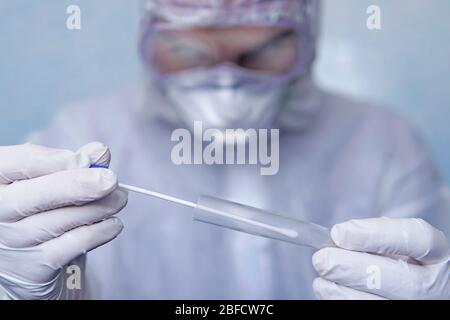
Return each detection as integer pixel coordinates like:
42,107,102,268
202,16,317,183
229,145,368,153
0,142,127,300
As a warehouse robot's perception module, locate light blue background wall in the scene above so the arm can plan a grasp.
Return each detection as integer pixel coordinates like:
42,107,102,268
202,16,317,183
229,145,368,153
1,0,449,183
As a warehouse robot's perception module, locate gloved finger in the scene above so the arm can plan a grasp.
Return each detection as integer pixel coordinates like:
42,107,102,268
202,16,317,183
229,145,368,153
331,217,449,264
0,189,128,248
77,142,111,168
0,142,110,184
313,278,386,300
312,247,432,300
0,168,117,222
38,217,123,270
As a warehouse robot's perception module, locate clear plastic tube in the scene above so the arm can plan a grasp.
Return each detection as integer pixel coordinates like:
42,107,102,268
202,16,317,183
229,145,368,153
119,183,332,249
194,195,332,249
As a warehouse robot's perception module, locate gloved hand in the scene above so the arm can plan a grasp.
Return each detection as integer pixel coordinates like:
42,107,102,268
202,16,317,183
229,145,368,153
0,142,127,300
312,217,449,300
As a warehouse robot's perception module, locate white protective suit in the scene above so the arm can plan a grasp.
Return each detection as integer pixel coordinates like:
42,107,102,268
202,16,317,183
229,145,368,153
23,80,449,299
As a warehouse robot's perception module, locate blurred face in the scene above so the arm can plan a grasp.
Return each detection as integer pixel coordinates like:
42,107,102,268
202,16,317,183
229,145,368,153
147,25,299,75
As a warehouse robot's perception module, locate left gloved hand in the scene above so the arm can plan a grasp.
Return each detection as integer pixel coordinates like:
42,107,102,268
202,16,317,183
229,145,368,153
312,217,449,300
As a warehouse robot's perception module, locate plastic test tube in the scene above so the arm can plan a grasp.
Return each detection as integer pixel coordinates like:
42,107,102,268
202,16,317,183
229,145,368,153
195,195,332,249
119,184,332,249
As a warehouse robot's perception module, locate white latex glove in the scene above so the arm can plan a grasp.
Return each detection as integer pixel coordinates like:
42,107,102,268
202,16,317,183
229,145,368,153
0,142,127,300
312,217,449,300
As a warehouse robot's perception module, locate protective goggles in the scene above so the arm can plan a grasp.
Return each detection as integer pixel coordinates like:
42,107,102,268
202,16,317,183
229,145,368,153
139,0,319,79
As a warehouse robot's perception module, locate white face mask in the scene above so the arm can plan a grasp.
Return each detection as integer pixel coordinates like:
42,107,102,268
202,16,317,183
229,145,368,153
162,65,291,130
